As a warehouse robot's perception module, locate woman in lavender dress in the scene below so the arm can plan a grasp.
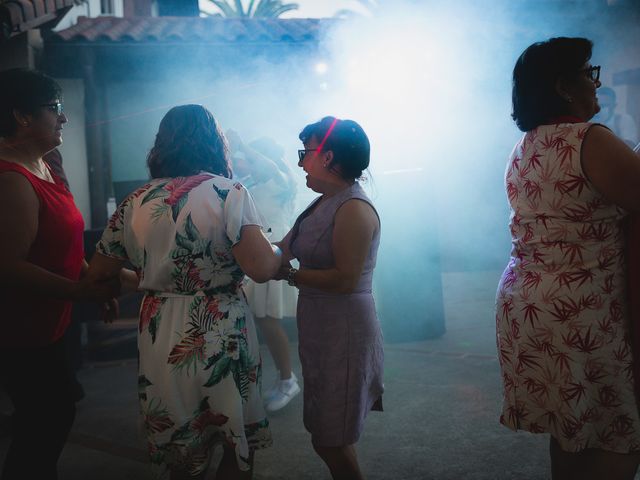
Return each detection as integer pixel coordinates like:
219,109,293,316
277,117,384,480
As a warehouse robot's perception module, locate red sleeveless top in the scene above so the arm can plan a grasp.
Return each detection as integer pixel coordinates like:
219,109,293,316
0,160,85,347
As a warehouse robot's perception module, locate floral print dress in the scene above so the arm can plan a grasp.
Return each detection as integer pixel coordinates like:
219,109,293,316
496,121,640,453
97,173,271,476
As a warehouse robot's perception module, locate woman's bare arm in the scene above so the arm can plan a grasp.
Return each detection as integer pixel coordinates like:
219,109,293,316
275,228,295,263
86,252,140,295
232,225,282,283
0,172,116,301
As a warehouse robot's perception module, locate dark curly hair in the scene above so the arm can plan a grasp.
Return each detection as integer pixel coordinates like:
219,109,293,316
299,116,370,181
0,68,62,137
512,37,593,132
147,104,232,179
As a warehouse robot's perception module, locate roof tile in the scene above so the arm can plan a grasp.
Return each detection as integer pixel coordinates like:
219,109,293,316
0,0,74,38
48,16,335,44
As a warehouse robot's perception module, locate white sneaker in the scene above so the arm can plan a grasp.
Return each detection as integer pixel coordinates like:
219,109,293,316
263,372,281,403
264,373,301,412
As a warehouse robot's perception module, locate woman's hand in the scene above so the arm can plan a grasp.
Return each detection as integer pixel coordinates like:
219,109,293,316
120,268,140,294
72,273,121,303
101,298,120,324
274,262,293,281
84,252,127,302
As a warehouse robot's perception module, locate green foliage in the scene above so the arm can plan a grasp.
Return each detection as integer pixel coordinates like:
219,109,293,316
138,375,153,401
141,182,169,205
203,353,232,387
207,0,299,18
149,315,161,343
212,184,229,201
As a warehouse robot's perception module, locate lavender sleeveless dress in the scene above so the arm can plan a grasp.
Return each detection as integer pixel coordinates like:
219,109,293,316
290,182,384,447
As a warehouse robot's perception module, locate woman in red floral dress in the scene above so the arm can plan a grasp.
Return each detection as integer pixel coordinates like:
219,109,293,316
496,37,640,479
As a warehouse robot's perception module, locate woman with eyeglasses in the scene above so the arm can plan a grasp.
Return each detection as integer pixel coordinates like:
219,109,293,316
496,37,640,479
275,117,383,480
0,68,118,480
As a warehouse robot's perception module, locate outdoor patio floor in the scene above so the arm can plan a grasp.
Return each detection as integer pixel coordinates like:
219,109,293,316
1,271,616,479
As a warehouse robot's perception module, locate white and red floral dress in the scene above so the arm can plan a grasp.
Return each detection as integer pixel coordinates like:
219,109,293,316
97,174,271,476
496,121,640,453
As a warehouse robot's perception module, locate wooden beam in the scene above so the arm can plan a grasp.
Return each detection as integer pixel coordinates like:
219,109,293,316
82,50,112,228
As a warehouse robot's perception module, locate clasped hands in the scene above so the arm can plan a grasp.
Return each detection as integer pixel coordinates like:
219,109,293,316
75,271,122,324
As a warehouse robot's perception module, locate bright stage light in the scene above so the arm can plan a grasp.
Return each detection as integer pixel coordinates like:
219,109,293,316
314,62,329,75
316,11,482,173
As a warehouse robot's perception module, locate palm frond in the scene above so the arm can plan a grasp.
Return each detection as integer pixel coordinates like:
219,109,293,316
233,0,247,16
335,0,386,17
247,0,257,16
269,3,299,17
210,0,239,17
254,0,299,18
209,0,298,19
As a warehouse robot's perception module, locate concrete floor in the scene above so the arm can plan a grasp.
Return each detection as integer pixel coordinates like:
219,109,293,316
0,271,566,479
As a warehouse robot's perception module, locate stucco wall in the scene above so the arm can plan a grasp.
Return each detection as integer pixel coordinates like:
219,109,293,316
57,78,92,229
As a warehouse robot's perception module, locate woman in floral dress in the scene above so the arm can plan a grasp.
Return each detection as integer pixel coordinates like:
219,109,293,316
497,37,640,479
87,105,281,479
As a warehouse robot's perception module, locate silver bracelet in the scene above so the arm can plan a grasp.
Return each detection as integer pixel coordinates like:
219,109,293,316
287,267,298,287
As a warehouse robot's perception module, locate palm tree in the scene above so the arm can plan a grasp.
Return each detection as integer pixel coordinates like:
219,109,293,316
205,0,299,18
334,0,400,18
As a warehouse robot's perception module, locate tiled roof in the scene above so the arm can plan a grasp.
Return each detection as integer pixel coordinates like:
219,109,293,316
48,16,335,44
0,0,74,40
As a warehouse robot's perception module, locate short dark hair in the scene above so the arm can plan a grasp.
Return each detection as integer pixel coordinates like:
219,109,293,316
0,68,62,137
147,104,232,179
299,116,370,181
512,37,593,132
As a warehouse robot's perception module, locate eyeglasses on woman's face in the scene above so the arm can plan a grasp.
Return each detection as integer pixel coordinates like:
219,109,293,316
298,148,320,162
580,65,601,83
41,102,64,116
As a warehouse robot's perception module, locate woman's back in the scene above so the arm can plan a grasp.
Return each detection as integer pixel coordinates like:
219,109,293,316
505,122,626,276
111,173,257,294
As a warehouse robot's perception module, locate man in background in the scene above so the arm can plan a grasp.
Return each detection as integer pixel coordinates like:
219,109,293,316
594,86,638,148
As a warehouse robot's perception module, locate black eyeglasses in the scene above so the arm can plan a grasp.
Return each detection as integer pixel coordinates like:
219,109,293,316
41,102,64,116
581,65,601,83
298,149,320,162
